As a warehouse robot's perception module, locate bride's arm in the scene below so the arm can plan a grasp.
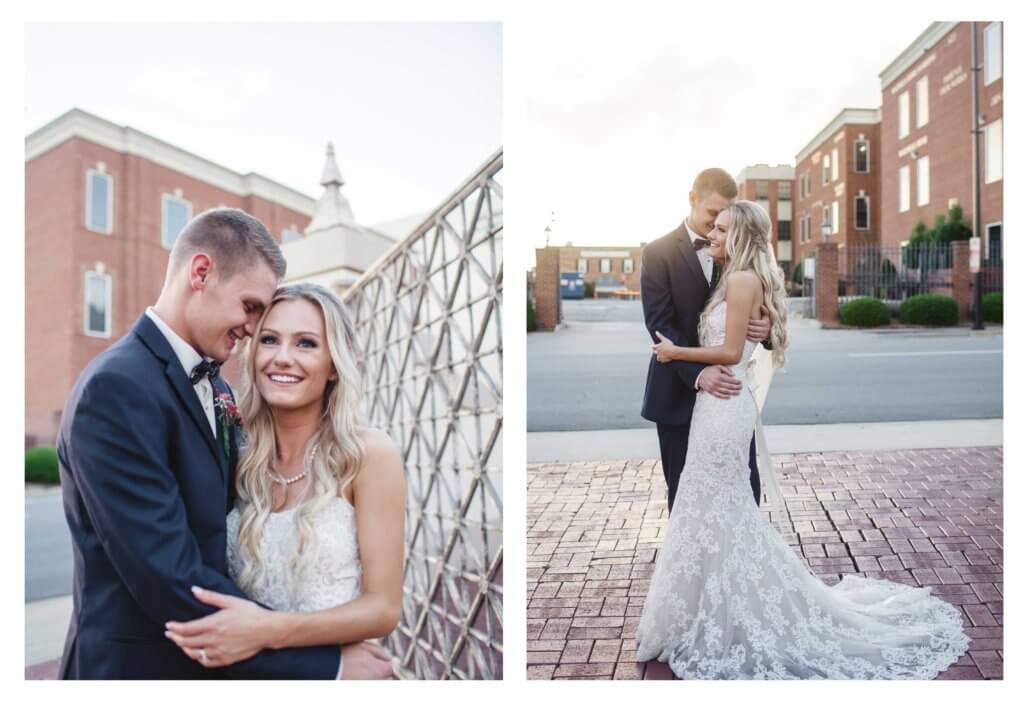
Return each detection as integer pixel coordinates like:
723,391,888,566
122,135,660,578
653,272,759,366
266,428,406,648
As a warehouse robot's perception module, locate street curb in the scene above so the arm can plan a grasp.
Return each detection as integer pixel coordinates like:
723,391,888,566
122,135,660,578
527,419,1002,464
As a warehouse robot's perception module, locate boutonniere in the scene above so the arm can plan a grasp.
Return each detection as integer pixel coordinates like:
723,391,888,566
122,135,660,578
213,393,243,457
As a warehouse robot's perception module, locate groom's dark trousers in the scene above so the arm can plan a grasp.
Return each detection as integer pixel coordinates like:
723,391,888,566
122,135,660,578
640,224,760,512
57,313,342,679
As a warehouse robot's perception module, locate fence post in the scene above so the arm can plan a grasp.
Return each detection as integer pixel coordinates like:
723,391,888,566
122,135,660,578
952,240,971,323
815,242,839,327
535,246,562,330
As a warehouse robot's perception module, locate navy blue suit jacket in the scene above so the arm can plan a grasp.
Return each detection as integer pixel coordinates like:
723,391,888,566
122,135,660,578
56,313,341,679
640,224,713,426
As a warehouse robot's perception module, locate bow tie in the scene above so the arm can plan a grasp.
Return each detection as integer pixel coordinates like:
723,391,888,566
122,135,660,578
693,236,711,251
190,359,221,385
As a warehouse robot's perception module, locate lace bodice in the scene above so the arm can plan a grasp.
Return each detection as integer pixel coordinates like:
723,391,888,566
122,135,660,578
226,497,362,612
700,301,757,373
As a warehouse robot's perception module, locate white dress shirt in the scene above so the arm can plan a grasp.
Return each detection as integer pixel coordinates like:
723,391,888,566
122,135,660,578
145,308,217,437
684,218,714,284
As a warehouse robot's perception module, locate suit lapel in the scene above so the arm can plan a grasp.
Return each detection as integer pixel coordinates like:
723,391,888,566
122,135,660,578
675,223,711,295
133,313,226,483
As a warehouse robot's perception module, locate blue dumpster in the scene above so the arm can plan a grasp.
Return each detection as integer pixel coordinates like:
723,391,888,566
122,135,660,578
560,272,585,299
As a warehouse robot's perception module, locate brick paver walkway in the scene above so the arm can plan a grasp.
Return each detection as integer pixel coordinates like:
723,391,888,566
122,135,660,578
527,447,1002,680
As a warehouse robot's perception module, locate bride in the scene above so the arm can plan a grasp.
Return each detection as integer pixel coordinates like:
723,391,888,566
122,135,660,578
164,283,405,678
635,201,969,679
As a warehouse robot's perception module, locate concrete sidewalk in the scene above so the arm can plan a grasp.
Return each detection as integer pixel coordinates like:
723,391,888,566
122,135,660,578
528,418,1002,463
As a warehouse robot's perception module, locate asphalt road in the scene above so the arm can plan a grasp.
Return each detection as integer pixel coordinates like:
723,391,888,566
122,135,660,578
26,492,73,602
528,299,1003,431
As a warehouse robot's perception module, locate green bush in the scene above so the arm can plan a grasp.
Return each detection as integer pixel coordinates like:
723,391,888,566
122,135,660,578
583,281,596,298
982,292,1002,323
527,299,538,332
26,446,59,484
899,294,959,326
840,297,890,327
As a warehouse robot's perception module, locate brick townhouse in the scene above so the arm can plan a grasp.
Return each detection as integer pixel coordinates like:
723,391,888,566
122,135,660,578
878,21,1002,255
736,164,795,276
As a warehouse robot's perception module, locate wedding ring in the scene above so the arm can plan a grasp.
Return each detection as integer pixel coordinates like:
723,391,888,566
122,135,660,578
199,648,208,665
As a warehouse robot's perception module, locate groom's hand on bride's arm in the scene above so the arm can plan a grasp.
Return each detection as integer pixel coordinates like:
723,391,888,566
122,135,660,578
746,306,771,345
696,366,742,399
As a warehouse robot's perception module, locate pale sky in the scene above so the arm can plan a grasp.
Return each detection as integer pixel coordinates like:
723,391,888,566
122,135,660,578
25,22,501,228
524,17,933,261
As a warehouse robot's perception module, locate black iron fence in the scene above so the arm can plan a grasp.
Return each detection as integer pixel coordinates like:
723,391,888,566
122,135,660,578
836,241,1002,302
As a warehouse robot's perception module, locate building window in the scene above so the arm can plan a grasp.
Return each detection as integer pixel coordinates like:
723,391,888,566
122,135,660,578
623,257,635,274
800,173,809,198
282,227,303,243
916,156,930,206
831,148,839,182
86,169,113,234
822,153,831,185
162,194,193,249
577,258,587,274
755,181,769,199
778,181,792,201
898,91,910,139
854,137,870,173
832,201,839,236
899,165,911,212
987,222,1001,261
822,206,831,239
916,76,929,128
984,119,1002,183
855,194,870,230
600,258,611,274
984,22,1002,85
84,270,112,338
777,220,791,242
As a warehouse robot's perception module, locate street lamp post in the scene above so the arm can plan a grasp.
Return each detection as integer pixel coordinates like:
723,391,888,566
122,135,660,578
970,22,985,330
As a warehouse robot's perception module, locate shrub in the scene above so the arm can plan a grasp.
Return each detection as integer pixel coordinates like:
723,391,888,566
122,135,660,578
527,299,538,332
982,292,1002,323
840,297,890,327
26,446,60,484
583,281,596,298
899,294,959,326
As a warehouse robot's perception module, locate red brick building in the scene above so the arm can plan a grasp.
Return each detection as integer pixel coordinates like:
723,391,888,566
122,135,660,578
553,244,645,296
735,164,795,276
792,109,882,267
25,108,316,445
878,21,1002,256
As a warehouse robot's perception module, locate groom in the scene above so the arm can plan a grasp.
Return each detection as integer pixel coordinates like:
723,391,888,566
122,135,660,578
640,168,769,512
57,208,391,679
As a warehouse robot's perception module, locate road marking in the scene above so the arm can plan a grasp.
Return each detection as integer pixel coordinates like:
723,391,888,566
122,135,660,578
848,350,1003,358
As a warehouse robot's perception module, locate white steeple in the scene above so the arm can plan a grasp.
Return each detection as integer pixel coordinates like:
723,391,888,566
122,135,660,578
305,142,358,235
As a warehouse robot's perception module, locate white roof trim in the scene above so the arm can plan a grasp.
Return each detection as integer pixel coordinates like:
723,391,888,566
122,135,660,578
735,164,794,184
26,108,315,216
879,22,959,90
795,108,880,165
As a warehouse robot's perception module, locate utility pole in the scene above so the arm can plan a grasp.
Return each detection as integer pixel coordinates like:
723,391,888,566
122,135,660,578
970,22,985,329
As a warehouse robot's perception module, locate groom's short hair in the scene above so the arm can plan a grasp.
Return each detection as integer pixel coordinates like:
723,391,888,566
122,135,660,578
692,168,738,200
168,207,287,281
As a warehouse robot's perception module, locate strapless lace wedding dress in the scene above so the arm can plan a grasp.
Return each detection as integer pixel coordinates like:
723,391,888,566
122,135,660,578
226,497,362,612
635,302,969,679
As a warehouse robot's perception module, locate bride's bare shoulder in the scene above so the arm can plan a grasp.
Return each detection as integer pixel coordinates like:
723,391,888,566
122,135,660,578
724,269,759,290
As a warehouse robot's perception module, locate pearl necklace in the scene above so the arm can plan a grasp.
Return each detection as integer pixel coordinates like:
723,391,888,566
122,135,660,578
269,443,317,486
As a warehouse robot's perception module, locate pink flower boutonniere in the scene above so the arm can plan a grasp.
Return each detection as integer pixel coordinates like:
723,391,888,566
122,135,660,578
214,393,244,457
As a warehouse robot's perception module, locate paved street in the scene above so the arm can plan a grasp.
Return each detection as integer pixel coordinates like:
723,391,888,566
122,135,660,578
528,300,1003,431
26,491,72,602
527,446,1003,680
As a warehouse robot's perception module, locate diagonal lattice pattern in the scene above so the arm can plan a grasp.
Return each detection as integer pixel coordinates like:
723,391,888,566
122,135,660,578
343,151,503,680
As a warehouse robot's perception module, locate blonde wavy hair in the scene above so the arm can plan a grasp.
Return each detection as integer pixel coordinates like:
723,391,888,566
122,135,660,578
233,282,365,598
699,200,789,368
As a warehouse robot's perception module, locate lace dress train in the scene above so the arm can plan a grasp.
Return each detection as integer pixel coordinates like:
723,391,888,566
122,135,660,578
635,303,969,679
